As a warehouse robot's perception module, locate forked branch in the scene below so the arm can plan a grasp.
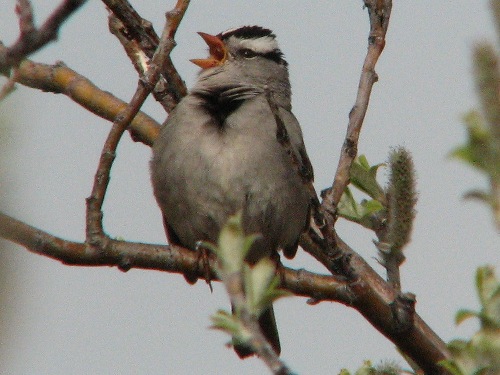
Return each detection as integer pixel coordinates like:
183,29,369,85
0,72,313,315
85,0,191,245
0,0,88,72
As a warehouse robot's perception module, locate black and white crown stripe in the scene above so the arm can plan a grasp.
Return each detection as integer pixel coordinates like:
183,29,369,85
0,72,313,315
219,25,276,41
219,26,287,65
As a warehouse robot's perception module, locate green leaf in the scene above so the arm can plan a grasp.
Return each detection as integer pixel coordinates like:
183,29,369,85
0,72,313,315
243,259,290,315
338,187,361,222
452,111,500,179
211,309,252,348
476,267,497,306
350,155,386,203
444,267,500,375
338,188,385,230
211,309,243,335
215,212,260,274
361,199,385,214
473,43,500,139
354,360,375,375
456,309,480,325
439,359,465,375
475,266,500,328
450,144,476,165
358,154,371,170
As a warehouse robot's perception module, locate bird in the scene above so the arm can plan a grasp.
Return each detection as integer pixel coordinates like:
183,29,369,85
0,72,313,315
150,25,313,358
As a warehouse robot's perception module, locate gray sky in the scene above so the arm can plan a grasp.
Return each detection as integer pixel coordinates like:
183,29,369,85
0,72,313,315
0,1,498,374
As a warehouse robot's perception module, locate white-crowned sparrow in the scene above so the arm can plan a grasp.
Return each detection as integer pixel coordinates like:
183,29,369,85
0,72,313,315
150,25,313,358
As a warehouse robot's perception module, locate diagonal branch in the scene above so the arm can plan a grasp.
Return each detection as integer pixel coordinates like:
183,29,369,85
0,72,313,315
300,226,450,374
85,0,191,245
0,51,160,146
292,0,394,332
16,0,36,38
0,0,88,72
102,0,188,112
321,0,392,217
107,15,177,113
101,0,159,54
282,0,394,291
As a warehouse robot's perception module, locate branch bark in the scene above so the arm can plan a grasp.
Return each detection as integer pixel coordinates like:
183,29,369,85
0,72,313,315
0,0,88,72
322,0,392,216
0,53,161,146
85,0,191,256
102,0,188,112
0,210,451,374
0,212,350,303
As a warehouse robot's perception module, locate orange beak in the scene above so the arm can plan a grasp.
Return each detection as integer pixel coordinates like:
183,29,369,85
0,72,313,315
190,32,228,69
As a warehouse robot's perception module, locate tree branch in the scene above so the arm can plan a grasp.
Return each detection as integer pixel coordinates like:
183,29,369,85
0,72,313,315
286,0,394,293
0,52,160,146
102,0,188,112
106,14,179,111
321,0,392,216
287,5,440,371
211,223,293,374
0,208,450,374
0,211,350,302
0,0,88,72
299,219,450,374
85,0,191,249
332,235,449,375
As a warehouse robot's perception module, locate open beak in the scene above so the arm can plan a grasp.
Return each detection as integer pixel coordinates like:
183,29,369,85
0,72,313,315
190,32,228,69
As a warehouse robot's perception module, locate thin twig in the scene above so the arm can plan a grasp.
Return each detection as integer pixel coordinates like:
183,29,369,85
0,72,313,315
107,13,175,112
107,15,150,75
274,0,394,283
85,0,190,245
321,0,392,217
102,0,188,112
101,0,160,53
219,270,293,374
16,0,36,37
0,0,88,72
85,84,151,243
240,313,293,375
0,67,18,101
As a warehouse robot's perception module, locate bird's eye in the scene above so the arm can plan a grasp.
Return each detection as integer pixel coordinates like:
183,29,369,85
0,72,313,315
241,48,257,58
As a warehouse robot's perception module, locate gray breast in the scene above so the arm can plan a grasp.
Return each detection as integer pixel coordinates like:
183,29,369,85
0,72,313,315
150,93,309,262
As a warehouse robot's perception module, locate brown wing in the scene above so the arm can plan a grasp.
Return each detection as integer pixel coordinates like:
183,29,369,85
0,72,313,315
282,146,316,259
